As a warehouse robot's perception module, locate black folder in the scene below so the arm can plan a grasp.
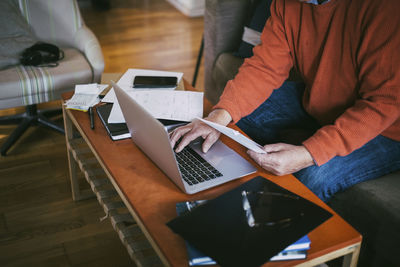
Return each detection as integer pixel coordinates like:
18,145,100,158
97,103,187,141
96,103,188,141
167,176,332,267
96,103,130,141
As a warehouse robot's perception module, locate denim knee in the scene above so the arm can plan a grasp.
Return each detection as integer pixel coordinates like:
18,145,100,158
294,165,341,202
294,135,400,202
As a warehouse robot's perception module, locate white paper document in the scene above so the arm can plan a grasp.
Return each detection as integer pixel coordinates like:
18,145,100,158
65,83,108,111
102,68,184,103
109,90,203,123
198,118,266,154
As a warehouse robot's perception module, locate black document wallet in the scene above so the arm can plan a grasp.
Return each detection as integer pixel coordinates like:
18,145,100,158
166,176,332,267
96,103,130,141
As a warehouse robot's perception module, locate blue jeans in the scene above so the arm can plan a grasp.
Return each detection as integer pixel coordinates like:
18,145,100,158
236,81,400,202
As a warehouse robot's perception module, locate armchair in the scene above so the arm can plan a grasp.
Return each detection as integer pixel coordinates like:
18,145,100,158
0,0,104,155
203,0,250,105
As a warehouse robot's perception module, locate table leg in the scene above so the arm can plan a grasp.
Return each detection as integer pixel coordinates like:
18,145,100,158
295,242,361,267
63,107,82,201
342,243,361,267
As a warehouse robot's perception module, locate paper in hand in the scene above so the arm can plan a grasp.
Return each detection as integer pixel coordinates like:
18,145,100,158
197,118,266,154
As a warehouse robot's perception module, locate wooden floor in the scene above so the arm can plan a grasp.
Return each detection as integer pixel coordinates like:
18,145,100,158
0,0,203,266
82,0,204,89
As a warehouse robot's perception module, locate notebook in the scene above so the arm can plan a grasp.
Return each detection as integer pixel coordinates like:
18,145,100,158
112,81,257,194
176,201,311,265
167,176,333,266
96,103,130,141
96,103,185,140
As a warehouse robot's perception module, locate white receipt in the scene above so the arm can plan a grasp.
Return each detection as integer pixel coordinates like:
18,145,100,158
108,90,203,123
198,118,266,154
65,83,108,111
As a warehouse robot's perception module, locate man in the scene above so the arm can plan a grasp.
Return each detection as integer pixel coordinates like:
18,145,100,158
170,0,400,202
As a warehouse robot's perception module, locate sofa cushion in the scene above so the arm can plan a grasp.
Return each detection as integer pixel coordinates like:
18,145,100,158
0,0,36,70
0,48,92,109
212,53,244,102
329,171,400,266
236,0,272,58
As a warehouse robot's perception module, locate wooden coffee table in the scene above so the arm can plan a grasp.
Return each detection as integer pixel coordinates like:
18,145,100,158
61,77,361,267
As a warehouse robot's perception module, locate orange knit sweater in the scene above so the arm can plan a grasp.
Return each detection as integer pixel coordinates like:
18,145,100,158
214,0,400,166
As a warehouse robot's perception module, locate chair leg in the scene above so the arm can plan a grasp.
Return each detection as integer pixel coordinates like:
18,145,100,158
1,117,33,156
0,104,65,156
37,114,65,134
0,112,25,125
39,108,63,118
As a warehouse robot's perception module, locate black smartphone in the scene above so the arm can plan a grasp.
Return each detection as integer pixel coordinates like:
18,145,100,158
133,76,178,88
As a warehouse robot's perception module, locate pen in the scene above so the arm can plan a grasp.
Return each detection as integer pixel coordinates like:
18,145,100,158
98,85,111,99
89,106,94,129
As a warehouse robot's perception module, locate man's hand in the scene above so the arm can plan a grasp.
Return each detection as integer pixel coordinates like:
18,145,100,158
247,143,315,176
170,119,221,153
170,109,232,153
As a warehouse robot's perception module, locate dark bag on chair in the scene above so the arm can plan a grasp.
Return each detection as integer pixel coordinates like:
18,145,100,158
20,42,64,67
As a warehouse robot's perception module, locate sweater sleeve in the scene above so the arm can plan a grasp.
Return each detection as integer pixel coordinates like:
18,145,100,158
214,0,293,123
303,4,400,166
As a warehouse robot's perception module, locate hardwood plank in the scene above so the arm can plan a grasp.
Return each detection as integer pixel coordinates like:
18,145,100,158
0,213,7,234
2,244,70,267
4,199,105,233
0,119,66,158
0,199,128,263
80,0,204,90
64,231,132,267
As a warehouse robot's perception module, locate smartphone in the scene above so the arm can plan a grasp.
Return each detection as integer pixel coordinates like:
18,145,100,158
133,76,178,88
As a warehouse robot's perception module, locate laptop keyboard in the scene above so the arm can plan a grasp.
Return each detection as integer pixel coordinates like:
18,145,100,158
175,146,223,186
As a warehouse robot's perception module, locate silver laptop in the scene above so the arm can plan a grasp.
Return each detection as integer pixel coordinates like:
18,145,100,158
112,81,256,194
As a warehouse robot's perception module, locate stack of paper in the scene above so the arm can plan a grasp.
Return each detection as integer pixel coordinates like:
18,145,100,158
101,68,184,104
65,83,108,111
101,69,203,124
269,235,311,261
109,90,203,123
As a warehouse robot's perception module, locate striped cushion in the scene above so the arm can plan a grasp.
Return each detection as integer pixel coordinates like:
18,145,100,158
0,48,92,109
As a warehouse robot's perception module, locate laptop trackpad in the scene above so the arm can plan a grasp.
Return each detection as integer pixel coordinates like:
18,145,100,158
190,139,234,158
187,138,257,188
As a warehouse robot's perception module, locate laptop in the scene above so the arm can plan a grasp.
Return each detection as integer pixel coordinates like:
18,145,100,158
112,81,257,194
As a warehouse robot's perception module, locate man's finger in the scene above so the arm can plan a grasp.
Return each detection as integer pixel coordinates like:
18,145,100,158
248,150,285,175
201,132,220,153
175,132,201,152
170,126,192,148
262,143,289,153
247,150,263,166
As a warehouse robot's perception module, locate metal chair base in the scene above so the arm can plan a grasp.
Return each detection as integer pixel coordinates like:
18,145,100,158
0,104,65,156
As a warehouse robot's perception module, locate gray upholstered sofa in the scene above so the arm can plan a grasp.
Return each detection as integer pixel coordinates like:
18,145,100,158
203,0,400,266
